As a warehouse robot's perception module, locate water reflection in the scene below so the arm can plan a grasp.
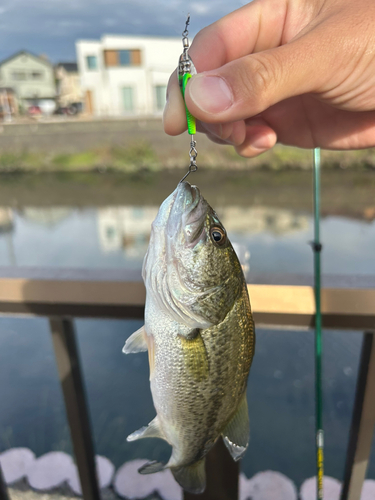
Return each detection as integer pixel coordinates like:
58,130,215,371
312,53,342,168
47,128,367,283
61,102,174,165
0,208,15,265
96,205,309,271
98,207,157,256
0,204,375,275
20,208,74,228
219,206,309,235
0,208,13,234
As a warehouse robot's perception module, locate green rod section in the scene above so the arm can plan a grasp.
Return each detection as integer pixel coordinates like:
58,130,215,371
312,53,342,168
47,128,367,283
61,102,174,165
313,147,324,500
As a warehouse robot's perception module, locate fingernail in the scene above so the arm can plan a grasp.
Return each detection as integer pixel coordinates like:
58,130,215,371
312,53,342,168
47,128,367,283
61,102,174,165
189,75,233,114
251,134,272,151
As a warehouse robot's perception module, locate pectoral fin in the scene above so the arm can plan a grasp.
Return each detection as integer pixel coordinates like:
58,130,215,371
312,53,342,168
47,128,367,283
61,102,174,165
179,330,209,383
172,458,206,494
127,417,165,442
222,393,249,461
122,326,147,354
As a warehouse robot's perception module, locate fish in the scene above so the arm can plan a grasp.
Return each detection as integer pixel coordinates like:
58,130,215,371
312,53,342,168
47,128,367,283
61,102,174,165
123,181,255,494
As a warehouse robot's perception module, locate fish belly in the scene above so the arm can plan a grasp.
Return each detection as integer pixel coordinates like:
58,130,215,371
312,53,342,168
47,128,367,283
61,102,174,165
147,287,254,467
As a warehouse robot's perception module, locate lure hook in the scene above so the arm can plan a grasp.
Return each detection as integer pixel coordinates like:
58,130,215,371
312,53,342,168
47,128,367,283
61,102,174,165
180,135,198,183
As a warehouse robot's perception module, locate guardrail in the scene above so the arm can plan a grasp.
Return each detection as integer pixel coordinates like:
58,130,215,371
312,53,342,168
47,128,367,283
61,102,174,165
0,268,374,500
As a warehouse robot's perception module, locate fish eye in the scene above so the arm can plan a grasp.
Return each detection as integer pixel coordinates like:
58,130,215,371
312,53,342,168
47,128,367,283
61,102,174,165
210,227,226,246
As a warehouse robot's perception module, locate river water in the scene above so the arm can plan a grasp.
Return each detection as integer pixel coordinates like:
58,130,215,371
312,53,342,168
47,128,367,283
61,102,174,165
0,170,374,487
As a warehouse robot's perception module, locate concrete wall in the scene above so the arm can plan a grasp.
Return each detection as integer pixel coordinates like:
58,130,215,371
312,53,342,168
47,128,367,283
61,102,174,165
0,118,199,154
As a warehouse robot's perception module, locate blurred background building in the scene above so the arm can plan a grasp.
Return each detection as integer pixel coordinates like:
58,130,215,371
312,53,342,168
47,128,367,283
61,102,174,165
76,35,181,117
55,62,83,115
0,51,56,115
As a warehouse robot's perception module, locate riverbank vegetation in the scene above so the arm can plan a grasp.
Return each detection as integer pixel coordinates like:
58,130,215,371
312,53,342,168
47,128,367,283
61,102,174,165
1,168,374,222
0,141,375,173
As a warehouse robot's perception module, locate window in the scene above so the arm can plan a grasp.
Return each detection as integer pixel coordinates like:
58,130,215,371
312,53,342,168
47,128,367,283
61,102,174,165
155,85,167,111
31,71,43,80
104,50,118,67
131,49,141,65
12,71,26,81
122,87,134,113
86,56,98,70
104,49,141,67
119,50,131,66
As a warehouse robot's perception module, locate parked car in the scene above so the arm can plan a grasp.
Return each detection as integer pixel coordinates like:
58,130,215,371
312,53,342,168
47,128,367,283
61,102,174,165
28,105,42,116
54,103,82,116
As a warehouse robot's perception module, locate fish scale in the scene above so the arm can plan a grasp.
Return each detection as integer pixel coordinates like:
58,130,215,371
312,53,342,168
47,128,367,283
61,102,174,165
123,182,255,494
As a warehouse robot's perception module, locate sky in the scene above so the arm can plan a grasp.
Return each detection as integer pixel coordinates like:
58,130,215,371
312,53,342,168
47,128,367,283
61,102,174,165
0,0,248,64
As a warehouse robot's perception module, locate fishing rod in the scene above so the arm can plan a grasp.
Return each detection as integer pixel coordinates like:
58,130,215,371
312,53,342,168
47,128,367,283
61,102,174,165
312,147,324,500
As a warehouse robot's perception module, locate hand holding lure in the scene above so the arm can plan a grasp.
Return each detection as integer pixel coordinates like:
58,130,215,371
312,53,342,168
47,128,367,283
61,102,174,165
178,15,198,183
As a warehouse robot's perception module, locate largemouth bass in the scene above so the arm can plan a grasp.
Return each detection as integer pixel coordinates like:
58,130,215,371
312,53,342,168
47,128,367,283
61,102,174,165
123,181,255,494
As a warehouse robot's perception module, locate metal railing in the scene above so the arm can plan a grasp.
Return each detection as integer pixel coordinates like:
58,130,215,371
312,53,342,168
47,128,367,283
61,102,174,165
0,268,374,500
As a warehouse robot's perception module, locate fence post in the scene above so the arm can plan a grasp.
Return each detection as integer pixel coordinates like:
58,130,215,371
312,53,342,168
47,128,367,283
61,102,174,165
49,318,100,500
0,464,10,500
340,332,375,500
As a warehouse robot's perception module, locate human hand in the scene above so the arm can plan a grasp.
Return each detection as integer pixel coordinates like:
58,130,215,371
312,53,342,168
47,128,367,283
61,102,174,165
163,0,375,157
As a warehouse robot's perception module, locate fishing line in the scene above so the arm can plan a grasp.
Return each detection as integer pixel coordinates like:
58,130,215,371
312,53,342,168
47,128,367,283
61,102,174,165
312,147,324,500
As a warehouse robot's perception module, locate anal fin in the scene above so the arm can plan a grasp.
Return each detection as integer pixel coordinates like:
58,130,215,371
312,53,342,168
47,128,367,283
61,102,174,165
123,325,148,354
138,460,165,474
127,417,165,442
172,458,206,494
222,393,249,461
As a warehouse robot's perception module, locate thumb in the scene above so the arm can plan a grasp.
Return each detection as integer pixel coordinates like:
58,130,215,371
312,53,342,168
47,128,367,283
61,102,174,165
184,27,333,123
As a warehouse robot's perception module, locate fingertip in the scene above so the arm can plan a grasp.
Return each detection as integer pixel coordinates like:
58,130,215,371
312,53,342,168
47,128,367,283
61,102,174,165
200,120,246,146
163,70,188,136
235,120,277,157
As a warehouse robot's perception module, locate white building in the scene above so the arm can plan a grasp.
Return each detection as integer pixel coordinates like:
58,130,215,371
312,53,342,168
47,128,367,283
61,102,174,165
76,35,182,117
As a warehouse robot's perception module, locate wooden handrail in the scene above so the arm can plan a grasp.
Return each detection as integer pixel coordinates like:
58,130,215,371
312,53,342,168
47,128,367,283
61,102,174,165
0,269,374,500
0,276,374,330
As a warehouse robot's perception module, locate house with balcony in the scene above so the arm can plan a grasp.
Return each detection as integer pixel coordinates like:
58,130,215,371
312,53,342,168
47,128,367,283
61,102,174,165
0,51,56,113
76,35,182,117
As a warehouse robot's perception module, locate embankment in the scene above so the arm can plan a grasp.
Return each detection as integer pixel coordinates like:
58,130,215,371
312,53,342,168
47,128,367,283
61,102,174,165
0,118,374,172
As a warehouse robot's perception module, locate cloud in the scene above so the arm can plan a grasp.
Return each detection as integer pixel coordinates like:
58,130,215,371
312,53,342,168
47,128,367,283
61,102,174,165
0,0,245,62
190,3,212,15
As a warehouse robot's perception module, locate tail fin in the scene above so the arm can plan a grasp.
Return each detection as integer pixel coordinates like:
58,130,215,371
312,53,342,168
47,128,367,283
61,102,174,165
172,458,206,494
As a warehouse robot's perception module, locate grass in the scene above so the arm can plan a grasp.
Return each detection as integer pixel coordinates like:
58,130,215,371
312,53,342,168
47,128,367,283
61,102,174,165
110,141,160,171
0,141,375,173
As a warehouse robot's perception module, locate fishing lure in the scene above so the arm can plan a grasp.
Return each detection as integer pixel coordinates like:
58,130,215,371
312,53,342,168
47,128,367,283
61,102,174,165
178,15,198,183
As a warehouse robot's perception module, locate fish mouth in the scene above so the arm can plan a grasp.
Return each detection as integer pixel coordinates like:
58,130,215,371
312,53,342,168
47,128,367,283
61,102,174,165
167,182,206,241
179,181,200,213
